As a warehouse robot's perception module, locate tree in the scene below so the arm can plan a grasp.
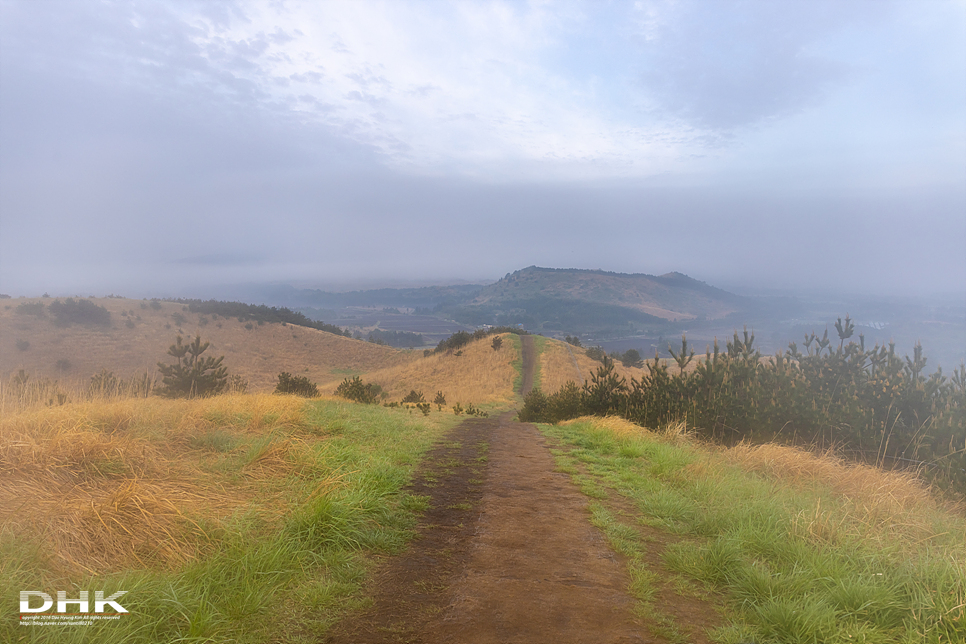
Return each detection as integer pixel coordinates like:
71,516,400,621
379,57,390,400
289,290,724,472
620,349,644,368
157,335,228,398
492,335,503,351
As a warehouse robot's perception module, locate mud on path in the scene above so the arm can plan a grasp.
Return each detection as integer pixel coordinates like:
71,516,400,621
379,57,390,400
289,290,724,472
325,411,648,643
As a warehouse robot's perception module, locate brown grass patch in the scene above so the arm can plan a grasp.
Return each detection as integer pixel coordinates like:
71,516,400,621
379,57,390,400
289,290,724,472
538,338,651,394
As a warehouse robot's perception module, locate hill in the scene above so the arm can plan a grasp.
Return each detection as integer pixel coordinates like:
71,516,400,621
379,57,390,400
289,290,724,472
0,297,417,393
447,266,747,334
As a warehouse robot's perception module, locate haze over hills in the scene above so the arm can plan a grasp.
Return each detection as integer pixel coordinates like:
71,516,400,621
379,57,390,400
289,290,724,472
452,266,748,331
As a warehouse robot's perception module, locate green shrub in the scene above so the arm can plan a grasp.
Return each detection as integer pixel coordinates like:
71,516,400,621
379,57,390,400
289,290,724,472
156,335,228,398
274,372,319,397
401,390,425,404
335,376,378,404
518,322,966,493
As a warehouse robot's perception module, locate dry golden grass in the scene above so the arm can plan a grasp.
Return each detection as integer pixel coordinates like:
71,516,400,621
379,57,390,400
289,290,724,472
0,296,417,394
0,394,331,575
331,333,520,404
724,442,965,545
538,339,645,392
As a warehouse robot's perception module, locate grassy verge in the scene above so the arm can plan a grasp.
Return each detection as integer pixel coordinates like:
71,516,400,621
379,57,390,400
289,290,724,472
539,417,966,644
1,394,459,643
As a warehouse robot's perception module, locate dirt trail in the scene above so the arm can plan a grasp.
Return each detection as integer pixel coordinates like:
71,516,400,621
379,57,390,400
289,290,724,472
325,412,648,643
324,340,687,643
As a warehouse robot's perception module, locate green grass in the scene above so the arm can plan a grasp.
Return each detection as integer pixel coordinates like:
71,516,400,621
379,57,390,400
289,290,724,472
2,400,458,644
540,419,966,644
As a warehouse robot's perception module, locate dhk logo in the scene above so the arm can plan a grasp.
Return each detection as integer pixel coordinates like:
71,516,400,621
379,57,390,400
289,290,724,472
20,591,128,614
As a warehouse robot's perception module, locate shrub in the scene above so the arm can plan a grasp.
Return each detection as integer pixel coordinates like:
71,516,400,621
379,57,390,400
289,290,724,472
156,335,228,398
492,336,503,351
49,298,110,327
620,349,644,368
585,346,606,362
15,339,29,351
55,358,72,372
416,402,431,416
274,372,319,397
402,390,425,404
335,376,378,404
434,391,446,411
15,302,46,317
565,335,582,347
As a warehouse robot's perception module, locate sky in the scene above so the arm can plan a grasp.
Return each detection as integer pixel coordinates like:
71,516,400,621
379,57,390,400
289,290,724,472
1,0,964,298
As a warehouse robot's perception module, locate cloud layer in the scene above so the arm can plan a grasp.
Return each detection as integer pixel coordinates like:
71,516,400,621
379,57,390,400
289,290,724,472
1,0,963,297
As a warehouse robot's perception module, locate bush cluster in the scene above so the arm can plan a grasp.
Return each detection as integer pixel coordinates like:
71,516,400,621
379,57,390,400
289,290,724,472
335,376,378,404
174,299,351,337
433,326,528,354
367,329,424,347
49,298,111,327
520,320,966,492
274,372,319,397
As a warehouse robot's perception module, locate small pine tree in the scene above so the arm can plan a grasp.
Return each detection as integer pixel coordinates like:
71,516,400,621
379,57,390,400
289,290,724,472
434,391,446,411
274,372,319,397
492,336,503,351
157,335,228,398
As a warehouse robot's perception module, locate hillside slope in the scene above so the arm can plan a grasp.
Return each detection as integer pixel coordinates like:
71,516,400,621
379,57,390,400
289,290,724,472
0,297,416,391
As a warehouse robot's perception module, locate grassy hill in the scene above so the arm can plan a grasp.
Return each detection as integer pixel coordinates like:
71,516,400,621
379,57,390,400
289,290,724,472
448,266,747,334
0,297,417,395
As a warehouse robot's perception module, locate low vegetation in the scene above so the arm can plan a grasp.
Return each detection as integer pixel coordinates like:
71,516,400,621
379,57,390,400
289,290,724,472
521,322,966,492
541,416,966,643
0,394,459,643
273,372,319,397
176,298,351,337
156,335,229,398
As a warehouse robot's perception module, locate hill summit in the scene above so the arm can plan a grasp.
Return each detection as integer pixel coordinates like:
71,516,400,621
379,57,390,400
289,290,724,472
450,266,746,333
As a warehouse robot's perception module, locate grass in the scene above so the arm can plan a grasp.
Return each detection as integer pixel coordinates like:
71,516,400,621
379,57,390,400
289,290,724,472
347,332,520,405
534,336,645,395
0,296,415,398
1,393,460,643
539,416,966,643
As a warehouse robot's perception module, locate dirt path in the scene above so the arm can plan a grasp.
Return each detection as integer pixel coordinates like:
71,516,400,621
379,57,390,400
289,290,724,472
324,412,647,643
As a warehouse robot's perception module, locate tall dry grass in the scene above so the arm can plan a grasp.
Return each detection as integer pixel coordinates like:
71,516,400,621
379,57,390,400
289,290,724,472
538,338,646,393
0,394,320,575
563,415,965,550
328,332,521,404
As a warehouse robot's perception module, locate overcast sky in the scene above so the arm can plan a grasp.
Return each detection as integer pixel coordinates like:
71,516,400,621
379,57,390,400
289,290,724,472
1,0,964,298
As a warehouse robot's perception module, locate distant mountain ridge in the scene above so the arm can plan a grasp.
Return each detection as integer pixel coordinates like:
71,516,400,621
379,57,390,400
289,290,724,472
455,266,746,331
